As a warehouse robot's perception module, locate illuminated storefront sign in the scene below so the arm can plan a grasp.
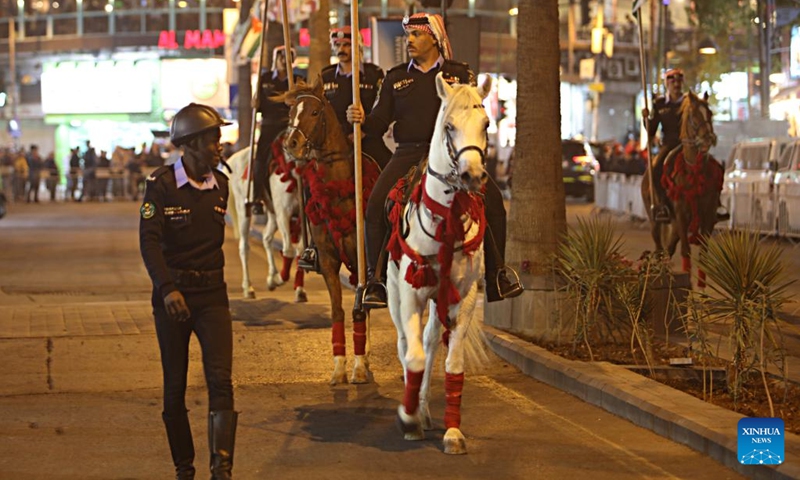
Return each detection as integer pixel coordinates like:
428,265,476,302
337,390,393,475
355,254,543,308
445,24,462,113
160,58,230,110
158,30,226,50
41,60,157,114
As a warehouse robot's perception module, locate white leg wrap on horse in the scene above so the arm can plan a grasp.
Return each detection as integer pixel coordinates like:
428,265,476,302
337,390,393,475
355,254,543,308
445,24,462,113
330,355,347,386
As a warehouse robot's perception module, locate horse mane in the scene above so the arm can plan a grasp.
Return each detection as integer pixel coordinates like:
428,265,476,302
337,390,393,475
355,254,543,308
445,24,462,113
679,91,701,140
279,81,319,104
440,83,483,121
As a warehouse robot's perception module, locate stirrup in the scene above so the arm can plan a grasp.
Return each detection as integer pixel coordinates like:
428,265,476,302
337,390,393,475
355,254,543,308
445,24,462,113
496,266,523,300
359,281,387,310
652,204,671,223
297,246,320,273
246,200,265,216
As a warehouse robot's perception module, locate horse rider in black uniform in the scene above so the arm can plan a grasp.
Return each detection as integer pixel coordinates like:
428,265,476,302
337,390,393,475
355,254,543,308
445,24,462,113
250,46,306,215
321,26,392,170
346,13,523,308
297,26,393,271
139,103,238,480
643,68,728,223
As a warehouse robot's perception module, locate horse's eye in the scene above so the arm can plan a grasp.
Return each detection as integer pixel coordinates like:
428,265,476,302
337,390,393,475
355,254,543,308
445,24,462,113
312,110,320,116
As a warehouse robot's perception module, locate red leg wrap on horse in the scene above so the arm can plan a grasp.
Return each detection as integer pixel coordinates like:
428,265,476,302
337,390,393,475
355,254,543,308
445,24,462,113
332,321,346,357
403,370,425,415
682,256,691,273
698,269,706,288
444,372,464,429
294,268,304,289
281,255,293,282
353,320,367,356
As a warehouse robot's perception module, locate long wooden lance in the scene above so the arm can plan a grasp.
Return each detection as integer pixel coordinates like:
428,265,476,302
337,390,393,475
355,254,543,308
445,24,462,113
246,0,271,217
350,3,367,294
279,0,295,90
635,5,656,215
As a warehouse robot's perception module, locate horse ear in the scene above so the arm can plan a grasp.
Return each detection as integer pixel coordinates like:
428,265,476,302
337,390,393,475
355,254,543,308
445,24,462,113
478,75,492,100
703,91,709,101
435,72,453,100
313,74,324,97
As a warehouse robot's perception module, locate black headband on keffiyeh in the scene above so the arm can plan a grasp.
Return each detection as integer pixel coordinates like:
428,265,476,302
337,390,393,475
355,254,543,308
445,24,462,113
402,13,453,60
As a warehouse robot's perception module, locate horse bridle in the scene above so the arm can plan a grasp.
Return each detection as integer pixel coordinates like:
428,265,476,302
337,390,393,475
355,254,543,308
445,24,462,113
682,100,716,151
426,103,488,193
285,93,328,162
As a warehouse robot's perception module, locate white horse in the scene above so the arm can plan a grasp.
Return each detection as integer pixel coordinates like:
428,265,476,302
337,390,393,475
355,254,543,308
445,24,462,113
387,73,492,455
226,145,307,302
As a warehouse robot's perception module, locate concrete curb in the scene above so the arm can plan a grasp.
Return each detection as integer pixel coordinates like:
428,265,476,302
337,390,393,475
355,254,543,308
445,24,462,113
483,325,800,480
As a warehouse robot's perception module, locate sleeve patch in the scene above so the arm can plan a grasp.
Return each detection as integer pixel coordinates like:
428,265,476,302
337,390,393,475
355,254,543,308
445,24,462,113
140,202,156,220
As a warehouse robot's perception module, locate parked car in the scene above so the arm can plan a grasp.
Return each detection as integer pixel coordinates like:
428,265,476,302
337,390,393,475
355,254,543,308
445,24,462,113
562,139,599,201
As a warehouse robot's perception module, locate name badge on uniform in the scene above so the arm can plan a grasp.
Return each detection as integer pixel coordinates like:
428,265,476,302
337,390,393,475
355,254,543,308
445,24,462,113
164,206,191,225
393,78,414,91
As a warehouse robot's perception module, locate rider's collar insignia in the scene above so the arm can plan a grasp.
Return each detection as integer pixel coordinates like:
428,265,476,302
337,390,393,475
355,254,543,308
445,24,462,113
140,202,155,220
393,78,414,90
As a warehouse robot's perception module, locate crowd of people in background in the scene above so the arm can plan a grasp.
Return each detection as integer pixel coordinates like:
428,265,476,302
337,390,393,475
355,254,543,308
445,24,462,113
0,139,201,204
595,135,649,177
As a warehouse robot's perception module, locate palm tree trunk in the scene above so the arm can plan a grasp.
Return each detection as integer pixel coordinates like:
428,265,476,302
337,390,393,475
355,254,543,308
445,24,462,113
508,0,566,274
306,0,330,82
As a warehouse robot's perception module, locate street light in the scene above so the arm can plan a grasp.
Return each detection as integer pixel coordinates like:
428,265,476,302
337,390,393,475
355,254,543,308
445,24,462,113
698,37,718,55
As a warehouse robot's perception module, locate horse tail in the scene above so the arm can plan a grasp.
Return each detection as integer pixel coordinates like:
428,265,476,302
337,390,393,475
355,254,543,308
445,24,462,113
460,284,491,373
225,146,251,240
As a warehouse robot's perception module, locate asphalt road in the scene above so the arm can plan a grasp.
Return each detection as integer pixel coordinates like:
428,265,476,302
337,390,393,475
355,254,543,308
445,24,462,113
0,200,747,479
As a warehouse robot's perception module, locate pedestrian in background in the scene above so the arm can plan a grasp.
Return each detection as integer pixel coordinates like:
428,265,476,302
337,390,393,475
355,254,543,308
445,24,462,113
26,144,43,203
13,149,29,202
81,140,97,201
139,103,237,480
96,149,111,201
44,151,59,202
68,147,82,201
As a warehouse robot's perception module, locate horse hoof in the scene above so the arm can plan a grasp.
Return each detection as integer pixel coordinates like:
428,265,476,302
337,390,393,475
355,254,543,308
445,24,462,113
350,355,371,384
419,403,433,431
443,428,467,455
295,290,308,303
244,289,256,300
396,405,424,441
329,356,348,386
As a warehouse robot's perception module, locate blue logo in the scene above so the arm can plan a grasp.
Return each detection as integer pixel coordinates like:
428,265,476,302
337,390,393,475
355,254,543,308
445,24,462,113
738,417,784,465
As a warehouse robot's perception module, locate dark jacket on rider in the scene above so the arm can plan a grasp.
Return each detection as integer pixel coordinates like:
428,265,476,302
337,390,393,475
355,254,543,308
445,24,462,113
647,95,684,151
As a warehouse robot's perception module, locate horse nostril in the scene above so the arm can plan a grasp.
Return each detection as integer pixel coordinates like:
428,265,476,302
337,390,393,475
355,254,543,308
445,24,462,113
460,172,472,184
481,171,488,181
290,139,297,148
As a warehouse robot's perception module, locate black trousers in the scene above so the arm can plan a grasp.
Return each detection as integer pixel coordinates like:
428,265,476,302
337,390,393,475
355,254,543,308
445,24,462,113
252,122,286,202
153,286,233,416
365,144,507,276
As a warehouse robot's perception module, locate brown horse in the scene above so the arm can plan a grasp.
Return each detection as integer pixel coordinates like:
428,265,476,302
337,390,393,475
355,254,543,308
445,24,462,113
641,91,722,287
280,79,381,385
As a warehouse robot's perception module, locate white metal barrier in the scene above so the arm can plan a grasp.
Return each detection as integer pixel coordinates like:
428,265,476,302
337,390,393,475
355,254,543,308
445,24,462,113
594,173,648,219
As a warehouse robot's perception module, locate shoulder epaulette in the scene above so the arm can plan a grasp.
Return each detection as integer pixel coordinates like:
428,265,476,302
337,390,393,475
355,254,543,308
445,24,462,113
146,165,172,182
365,63,383,74
387,63,408,75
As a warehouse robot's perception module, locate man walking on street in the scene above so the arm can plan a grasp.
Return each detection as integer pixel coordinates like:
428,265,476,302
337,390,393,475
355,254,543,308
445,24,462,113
26,144,43,203
139,103,238,480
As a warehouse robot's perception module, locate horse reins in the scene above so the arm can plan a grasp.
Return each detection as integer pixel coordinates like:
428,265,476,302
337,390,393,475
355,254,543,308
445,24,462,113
426,104,488,194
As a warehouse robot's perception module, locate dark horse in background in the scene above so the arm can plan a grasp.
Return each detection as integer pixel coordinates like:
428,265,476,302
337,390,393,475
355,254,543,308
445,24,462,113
641,91,723,287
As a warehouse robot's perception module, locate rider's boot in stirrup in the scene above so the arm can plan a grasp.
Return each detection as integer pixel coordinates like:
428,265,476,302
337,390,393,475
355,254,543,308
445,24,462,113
360,267,387,310
485,267,524,303
298,246,320,273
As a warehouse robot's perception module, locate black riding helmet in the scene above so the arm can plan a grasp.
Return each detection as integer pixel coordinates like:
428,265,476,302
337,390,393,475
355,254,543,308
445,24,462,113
170,103,232,147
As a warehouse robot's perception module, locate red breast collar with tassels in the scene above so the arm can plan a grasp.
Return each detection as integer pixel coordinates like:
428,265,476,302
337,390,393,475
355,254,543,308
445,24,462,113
387,173,485,327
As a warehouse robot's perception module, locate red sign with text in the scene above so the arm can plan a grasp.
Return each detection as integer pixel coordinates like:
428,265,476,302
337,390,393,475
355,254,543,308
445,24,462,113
158,30,226,50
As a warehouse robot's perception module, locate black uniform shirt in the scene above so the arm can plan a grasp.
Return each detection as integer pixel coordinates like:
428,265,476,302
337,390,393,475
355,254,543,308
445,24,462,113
363,59,475,144
258,71,306,126
321,62,384,134
648,95,684,150
139,163,229,298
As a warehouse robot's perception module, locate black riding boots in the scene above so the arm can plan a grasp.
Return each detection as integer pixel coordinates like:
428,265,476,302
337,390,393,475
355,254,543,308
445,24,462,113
208,410,238,480
163,411,196,480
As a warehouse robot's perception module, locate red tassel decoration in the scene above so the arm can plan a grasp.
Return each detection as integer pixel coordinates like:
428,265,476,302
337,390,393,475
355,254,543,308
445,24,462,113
444,372,464,429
